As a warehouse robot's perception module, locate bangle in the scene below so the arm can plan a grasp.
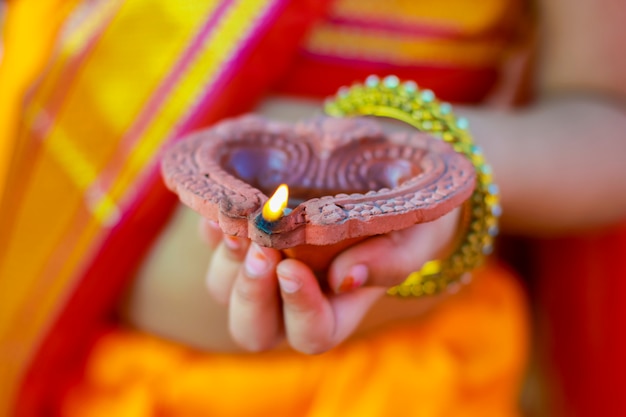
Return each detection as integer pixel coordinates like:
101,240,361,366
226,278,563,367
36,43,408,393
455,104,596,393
324,75,501,297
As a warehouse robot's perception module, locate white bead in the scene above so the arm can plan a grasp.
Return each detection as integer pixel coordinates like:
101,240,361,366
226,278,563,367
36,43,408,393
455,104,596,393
383,75,400,88
420,89,435,102
365,75,380,87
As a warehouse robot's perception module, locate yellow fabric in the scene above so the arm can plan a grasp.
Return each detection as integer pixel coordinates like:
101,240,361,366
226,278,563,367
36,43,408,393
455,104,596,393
333,0,517,35
304,0,523,67
306,25,508,67
61,264,529,417
0,0,80,412
0,0,275,414
0,0,77,204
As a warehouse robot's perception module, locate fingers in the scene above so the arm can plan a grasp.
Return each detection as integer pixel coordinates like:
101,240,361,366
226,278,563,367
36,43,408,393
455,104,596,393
276,259,384,354
228,243,283,351
205,234,250,304
198,219,224,249
203,208,459,354
328,209,460,292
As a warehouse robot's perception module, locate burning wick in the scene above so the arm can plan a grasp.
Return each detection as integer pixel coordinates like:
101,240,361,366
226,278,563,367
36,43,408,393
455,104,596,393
262,184,289,222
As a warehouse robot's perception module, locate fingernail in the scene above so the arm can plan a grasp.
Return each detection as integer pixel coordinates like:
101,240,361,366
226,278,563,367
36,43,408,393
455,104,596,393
244,243,269,278
223,235,241,251
277,273,301,294
207,220,220,231
337,264,368,293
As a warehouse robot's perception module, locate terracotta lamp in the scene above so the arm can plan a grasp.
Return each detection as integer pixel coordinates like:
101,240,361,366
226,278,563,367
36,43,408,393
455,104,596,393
161,114,475,271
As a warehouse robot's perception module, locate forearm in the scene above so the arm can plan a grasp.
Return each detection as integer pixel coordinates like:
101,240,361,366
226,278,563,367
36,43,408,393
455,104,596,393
462,96,626,236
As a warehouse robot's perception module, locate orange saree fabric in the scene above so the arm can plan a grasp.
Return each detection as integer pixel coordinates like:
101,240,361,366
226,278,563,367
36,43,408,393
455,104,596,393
0,0,533,416
61,264,528,417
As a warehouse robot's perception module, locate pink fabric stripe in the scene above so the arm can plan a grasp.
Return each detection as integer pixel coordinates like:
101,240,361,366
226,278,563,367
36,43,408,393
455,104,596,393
324,15,466,40
30,1,235,313
27,3,121,141
171,0,288,140
91,0,233,198
110,0,286,221
10,4,125,318
118,0,234,151
110,0,286,217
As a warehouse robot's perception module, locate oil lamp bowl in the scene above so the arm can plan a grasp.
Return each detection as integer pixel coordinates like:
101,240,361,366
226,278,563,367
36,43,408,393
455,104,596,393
161,114,475,253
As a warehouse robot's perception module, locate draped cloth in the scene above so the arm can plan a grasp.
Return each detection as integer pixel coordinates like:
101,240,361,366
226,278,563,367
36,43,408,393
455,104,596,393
535,224,626,417
62,264,529,417
0,0,539,415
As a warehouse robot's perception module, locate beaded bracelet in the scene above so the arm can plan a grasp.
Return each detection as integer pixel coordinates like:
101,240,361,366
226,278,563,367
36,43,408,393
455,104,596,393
324,75,501,297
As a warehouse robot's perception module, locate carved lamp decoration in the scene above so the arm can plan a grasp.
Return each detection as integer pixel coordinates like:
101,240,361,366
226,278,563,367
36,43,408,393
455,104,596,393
161,115,475,270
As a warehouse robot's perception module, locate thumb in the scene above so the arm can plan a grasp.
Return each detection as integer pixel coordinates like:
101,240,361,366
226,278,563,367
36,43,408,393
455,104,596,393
327,208,460,293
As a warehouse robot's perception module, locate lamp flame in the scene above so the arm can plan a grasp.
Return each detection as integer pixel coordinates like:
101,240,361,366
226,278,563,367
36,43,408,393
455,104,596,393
262,184,289,222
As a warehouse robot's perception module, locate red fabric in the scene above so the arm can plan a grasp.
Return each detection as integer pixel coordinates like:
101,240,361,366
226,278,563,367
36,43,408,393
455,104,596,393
275,53,499,103
536,223,626,417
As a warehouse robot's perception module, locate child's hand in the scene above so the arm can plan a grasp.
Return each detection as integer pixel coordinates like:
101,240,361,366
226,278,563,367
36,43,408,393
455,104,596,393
202,208,459,354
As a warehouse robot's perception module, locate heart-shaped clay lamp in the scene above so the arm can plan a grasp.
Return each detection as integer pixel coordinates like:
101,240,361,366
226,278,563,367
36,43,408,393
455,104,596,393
161,115,475,270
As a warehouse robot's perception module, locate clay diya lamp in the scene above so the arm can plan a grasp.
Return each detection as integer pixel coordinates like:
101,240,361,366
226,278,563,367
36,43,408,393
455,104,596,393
161,115,476,274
